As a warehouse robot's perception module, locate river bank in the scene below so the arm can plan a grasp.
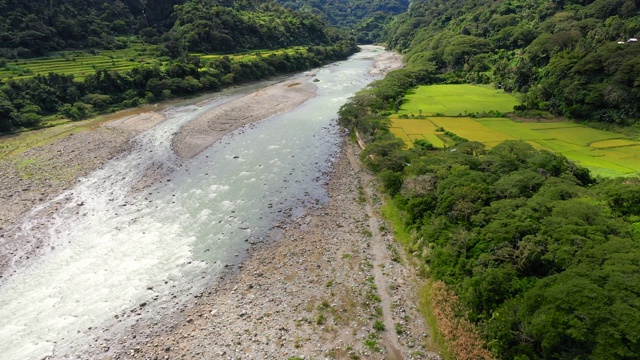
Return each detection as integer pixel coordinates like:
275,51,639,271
0,76,320,280
0,46,435,359
0,46,402,232
93,141,440,360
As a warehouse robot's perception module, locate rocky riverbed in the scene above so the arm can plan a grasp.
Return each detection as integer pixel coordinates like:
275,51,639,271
0,47,441,359
76,142,441,360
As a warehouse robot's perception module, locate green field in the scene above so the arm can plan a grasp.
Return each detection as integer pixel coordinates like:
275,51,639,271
0,45,308,82
398,84,520,117
0,44,164,81
390,85,640,177
195,46,307,63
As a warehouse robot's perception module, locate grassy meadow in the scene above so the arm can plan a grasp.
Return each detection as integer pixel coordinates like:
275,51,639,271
398,84,520,117
390,84,640,177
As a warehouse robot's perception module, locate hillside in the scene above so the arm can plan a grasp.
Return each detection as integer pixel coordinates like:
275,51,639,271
0,0,183,58
276,0,410,43
166,0,340,54
335,1,640,359
0,0,345,59
385,0,640,125
0,0,358,132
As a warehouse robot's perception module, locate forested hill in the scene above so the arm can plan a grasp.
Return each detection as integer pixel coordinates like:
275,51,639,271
385,0,640,125
331,0,640,358
0,0,345,58
0,0,184,58
276,0,410,43
166,0,340,54
0,0,359,132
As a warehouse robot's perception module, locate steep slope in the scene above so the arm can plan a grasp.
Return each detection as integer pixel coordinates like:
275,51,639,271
0,0,183,57
276,0,410,43
166,0,338,54
0,0,346,58
386,0,640,124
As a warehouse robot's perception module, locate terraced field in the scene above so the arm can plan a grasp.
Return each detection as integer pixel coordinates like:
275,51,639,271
390,85,640,177
196,46,308,63
398,84,520,116
0,45,163,81
0,45,308,82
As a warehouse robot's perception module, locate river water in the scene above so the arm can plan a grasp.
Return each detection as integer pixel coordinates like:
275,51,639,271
0,46,390,359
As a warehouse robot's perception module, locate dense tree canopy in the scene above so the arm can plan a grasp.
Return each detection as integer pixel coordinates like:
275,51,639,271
0,0,347,58
168,0,336,54
0,0,184,58
385,0,640,124
338,66,640,359
276,0,410,43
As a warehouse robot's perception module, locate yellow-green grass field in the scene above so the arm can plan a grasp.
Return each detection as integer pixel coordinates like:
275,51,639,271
398,84,521,117
389,118,447,148
0,45,307,82
0,44,163,81
390,85,640,177
392,116,640,177
195,46,307,63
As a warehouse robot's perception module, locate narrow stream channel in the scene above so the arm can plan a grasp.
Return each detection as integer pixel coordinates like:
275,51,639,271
0,46,390,359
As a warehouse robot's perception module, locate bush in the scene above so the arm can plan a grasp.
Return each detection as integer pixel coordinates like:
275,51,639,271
17,111,42,127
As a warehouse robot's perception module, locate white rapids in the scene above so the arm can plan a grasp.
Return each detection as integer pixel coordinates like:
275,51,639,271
0,46,391,359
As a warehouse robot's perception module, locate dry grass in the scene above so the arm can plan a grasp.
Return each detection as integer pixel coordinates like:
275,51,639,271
427,281,495,360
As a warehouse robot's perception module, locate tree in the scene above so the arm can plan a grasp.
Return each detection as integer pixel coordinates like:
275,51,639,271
0,90,17,131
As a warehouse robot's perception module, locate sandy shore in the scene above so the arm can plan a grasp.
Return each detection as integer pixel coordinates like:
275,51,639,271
173,76,317,159
0,48,441,359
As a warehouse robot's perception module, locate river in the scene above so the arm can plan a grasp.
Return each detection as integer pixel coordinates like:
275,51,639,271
0,46,392,359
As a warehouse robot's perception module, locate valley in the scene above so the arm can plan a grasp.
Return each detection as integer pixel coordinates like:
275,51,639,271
2,0,640,359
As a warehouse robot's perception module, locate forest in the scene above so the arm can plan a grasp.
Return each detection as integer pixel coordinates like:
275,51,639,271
384,0,640,125
0,0,359,132
339,63,640,358
0,0,183,58
0,0,353,58
336,2,640,357
275,0,410,43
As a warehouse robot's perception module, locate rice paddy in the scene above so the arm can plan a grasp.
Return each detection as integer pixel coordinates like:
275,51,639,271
0,44,163,81
0,45,308,82
195,46,308,63
398,84,520,117
390,84,640,177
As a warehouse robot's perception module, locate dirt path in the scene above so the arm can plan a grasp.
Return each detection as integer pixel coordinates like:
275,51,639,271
346,142,403,358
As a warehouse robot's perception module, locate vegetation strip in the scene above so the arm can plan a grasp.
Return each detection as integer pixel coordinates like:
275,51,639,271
339,63,640,359
388,85,640,177
0,42,357,133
